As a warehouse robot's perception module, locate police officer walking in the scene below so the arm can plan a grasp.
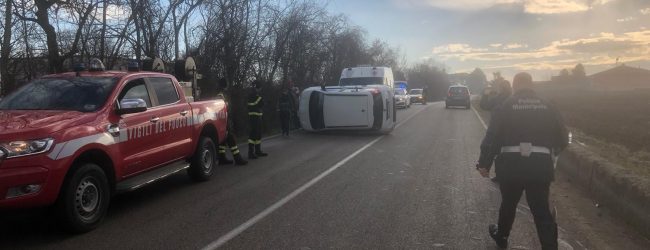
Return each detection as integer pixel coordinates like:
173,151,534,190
476,72,568,250
247,80,268,159
216,78,247,166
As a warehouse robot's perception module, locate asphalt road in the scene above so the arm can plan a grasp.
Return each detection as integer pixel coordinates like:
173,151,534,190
0,102,631,249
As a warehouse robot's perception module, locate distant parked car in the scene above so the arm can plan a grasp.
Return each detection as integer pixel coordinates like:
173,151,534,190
409,89,426,105
445,85,471,109
394,88,410,108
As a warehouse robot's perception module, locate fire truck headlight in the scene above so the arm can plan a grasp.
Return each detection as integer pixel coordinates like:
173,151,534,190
1,138,54,159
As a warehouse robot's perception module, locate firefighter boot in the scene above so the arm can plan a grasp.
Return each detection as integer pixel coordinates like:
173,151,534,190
218,148,233,165
255,144,268,157
248,144,258,159
233,153,248,165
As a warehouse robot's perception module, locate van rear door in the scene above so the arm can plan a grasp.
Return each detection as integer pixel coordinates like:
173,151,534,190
322,94,371,128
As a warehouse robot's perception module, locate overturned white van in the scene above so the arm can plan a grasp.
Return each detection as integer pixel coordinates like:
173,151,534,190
298,66,396,133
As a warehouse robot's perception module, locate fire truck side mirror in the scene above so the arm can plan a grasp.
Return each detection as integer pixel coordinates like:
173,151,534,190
116,98,148,115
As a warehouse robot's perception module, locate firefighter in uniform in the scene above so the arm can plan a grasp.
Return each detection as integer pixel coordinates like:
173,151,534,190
216,78,248,166
476,72,568,250
247,80,268,159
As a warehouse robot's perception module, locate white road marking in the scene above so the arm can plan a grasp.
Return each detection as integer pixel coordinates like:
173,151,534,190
202,105,429,250
395,104,430,129
471,105,488,130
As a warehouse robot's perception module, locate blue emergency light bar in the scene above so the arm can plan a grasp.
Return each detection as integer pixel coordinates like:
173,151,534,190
395,81,408,89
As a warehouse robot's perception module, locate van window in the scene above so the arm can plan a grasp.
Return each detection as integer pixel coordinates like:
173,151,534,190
340,77,384,86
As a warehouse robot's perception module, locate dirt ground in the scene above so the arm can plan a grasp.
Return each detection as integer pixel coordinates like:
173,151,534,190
551,172,650,250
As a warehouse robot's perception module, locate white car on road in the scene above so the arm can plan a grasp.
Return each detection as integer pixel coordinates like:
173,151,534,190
394,88,410,108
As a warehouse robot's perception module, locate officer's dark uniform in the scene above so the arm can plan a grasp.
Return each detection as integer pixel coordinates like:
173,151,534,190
478,75,568,249
278,89,292,136
247,81,268,159
216,80,247,165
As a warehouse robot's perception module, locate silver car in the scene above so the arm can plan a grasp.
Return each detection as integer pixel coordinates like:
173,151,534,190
394,88,410,108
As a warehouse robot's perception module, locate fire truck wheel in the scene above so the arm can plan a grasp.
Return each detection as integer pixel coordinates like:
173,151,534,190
57,163,110,233
189,136,216,182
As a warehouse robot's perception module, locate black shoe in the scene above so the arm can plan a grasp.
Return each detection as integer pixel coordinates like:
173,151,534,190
233,154,248,165
256,151,268,157
255,145,268,157
218,154,233,165
489,224,508,249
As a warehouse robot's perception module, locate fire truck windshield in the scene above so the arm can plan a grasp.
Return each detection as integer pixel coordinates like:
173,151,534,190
0,77,118,112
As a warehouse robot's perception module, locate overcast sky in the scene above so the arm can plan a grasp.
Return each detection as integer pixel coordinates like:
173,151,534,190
327,0,650,81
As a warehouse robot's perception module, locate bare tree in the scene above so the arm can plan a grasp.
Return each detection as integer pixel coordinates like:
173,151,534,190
14,0,97,72
1,0,13,95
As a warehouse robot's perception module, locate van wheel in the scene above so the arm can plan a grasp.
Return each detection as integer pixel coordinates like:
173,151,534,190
189,136,216,182
57,163,110,233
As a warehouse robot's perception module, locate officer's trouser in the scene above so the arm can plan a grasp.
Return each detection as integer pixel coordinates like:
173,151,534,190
498,181,558,250
248,115,262,146
219,132,241,156
279,110,290,134
292,111,300,129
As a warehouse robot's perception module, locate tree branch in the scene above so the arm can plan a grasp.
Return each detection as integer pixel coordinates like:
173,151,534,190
12,11,38,23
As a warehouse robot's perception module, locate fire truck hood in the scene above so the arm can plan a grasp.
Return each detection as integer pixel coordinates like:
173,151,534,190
0,111,97,139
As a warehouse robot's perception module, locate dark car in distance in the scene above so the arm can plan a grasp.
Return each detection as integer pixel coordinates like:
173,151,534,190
445,85,471,109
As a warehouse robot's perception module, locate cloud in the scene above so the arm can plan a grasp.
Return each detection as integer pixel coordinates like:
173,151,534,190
432,43,488,53
640,8,650,15
524,0,589,14
504,43,528,49
392,0,517,11
550,31,650,54
616,16,636,22
485,43,529,50
431,30,650,70
392,0,615,14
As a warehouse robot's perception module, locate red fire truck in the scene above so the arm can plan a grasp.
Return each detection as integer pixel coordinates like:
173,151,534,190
0,60,227,232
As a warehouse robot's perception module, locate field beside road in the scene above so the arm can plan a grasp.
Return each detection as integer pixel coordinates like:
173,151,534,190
535,86,650,178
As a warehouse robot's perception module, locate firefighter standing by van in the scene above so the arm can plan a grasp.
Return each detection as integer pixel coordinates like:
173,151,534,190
248,80,269,159
476,72,568,250
217,78,248,166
